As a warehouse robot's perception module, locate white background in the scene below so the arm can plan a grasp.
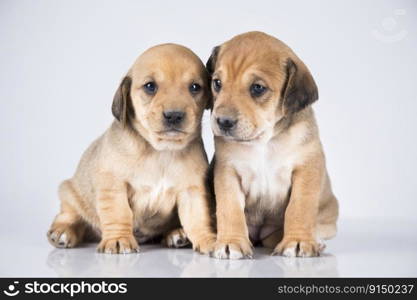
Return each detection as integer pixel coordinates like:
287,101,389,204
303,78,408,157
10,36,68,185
0,0,416,277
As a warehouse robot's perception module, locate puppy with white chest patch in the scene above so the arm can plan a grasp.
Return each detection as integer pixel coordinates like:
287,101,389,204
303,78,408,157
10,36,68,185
207,32,338,259
47,44,216,254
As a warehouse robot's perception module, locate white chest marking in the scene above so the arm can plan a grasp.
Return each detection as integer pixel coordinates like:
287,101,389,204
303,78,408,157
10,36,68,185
129,154,179,211
233,143,294,209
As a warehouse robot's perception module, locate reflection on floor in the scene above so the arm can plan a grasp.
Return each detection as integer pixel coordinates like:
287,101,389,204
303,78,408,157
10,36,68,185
46,245,338,277
1,218,416,277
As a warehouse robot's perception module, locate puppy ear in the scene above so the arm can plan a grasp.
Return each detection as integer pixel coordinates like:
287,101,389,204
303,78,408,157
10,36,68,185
112,76,134,127
206,46,220,77
205,82,214,110
205,46,220,110
281,58,318,115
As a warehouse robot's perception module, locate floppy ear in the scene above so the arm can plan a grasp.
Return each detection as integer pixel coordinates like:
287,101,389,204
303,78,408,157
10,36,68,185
206,46,220,77
281,58,318,115
112,76,134,127
204,78,214,110
205,46,220,110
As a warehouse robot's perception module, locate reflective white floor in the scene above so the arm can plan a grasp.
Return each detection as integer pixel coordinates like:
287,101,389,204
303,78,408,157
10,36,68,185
1,218,416,277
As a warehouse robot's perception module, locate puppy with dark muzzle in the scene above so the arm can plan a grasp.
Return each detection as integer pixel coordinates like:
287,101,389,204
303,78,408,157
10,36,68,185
207,32,338,259
47,44,216,254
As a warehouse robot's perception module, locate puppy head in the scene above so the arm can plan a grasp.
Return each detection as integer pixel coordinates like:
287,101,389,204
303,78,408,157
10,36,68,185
207,31,318,143
112,44,210,151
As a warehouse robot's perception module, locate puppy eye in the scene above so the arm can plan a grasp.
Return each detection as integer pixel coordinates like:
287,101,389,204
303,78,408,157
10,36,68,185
189,83,202,94
250,83,267,97
213,79,222,92
144,81,157,95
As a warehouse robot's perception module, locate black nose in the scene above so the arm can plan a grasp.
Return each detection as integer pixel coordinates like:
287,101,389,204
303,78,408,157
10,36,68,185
163,110,185,126
217,117,237,131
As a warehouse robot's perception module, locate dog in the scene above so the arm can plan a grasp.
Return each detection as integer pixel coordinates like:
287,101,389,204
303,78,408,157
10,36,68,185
47,44,216,254
206,32,338,259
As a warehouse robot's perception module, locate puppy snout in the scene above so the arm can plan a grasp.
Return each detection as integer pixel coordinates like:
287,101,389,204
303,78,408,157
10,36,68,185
217,116,237,132
163,110,185,126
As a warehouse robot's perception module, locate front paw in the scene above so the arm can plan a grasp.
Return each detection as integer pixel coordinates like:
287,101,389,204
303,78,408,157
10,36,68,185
212,237,253,259
272,236,323,257
97,235,139,254
164,228,190,248
192,234,216,255
47,225,79,248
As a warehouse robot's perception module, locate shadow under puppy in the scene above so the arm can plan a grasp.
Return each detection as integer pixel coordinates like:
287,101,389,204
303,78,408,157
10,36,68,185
47,44,216,254
206,32,338,259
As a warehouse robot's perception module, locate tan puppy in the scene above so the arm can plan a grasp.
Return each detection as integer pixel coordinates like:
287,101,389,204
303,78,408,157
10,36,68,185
207,32,338,259
47,44,216,254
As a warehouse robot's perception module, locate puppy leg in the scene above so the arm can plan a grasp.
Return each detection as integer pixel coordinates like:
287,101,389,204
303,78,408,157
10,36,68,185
163,228,190,248
316,174,338,241
177,186,216,255
213,165,252,259
272,161,323,257
47,180,86,248
96,173,139,254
